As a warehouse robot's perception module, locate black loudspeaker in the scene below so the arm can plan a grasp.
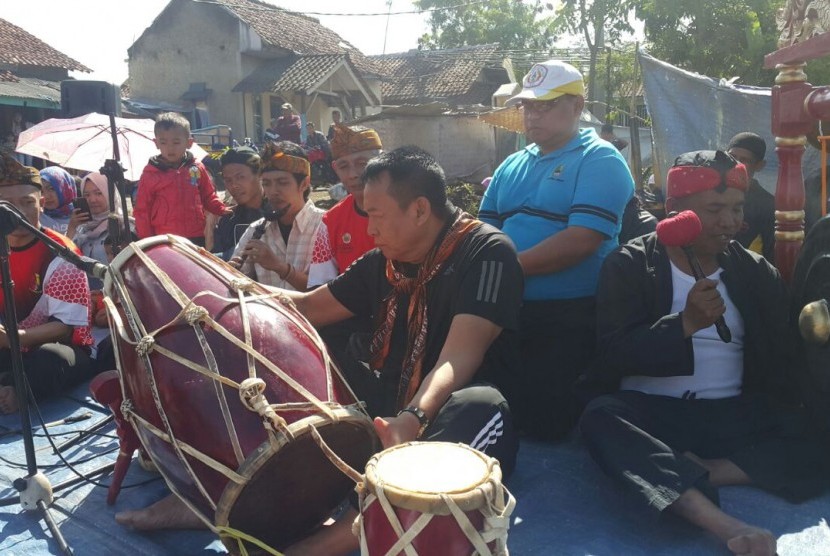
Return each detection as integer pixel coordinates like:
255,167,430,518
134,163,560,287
60,80,121,118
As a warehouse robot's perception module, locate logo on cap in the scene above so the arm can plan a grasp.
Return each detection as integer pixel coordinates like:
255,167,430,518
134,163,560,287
524,64,548,88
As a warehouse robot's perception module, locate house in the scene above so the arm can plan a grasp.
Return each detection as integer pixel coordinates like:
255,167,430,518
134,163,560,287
127,0,381,143
353,102,497,183
369,44,515,107
0,17,90,144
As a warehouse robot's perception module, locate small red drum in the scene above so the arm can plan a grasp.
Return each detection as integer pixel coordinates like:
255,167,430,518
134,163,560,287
103,235,378,550
358,442,515,556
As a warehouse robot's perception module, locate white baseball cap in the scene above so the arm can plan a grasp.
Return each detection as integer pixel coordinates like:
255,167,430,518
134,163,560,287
506,60,585,107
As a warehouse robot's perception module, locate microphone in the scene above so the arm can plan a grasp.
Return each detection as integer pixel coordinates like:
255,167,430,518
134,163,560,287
0,201,108,279
656,210,732,343
77,255,109,280
236,199,287,267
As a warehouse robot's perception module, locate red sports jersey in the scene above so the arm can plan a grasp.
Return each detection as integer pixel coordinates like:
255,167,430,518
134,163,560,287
322,195,374,272
0,227,93,348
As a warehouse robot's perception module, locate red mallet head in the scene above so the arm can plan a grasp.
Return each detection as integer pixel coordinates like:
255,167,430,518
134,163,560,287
656,210,703,247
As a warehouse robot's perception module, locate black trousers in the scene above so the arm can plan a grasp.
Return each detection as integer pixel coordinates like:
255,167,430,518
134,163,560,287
580,391,830,511
346,383,519,511
421,384,519,480
320,319,519,479
499,297,597,441
0,343,94,400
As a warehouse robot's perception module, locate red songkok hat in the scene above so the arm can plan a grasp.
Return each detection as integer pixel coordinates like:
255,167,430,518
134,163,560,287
666,150,748,199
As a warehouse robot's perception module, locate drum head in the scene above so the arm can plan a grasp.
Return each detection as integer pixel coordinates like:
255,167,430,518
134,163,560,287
366,442,498,515
218,415,377,550
792,215,830,434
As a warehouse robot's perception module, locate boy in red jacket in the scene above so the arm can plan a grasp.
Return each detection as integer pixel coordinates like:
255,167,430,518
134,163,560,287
133,112,229,246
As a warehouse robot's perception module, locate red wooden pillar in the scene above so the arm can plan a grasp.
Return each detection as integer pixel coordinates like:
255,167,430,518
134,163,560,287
770,63,811,283
765,33,830,282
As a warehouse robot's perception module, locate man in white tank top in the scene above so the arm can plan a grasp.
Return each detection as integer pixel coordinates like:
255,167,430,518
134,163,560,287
580,150,830,556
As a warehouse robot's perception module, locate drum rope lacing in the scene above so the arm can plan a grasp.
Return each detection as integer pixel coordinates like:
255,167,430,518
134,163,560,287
238,378,293,440
105,238,377,551
105,262,221,512
355,452,516,556
107,282,341,424
216,526,284,556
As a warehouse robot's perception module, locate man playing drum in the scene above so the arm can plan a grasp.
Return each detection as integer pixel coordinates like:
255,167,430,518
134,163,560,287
117,147,521,555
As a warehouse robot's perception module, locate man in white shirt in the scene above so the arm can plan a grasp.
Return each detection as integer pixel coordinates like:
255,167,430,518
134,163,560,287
230,141,323,291
580,150,830,556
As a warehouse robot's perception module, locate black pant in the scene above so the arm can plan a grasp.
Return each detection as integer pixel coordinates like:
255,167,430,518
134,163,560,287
0,343,94,400
422,384,519,480
321,322,519,479
580,391,830,511
499,297,596,441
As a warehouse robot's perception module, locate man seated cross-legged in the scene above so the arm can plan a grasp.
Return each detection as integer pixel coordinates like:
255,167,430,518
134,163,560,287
579,150,830,556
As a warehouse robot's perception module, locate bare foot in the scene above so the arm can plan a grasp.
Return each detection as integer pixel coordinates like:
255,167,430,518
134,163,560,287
0,386,18,414
725,526,777,556
115,494,205,531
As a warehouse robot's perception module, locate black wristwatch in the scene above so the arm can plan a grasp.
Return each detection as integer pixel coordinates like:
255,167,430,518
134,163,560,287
397,406,429,439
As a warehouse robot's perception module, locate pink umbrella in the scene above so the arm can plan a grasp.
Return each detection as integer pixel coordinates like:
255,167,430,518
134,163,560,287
16,112,208,181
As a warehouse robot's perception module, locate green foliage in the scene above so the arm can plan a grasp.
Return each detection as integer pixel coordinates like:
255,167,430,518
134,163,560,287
446,181,481,216
634,0,780,86
554,0,636,49
414,0,557,50
596,43,642,122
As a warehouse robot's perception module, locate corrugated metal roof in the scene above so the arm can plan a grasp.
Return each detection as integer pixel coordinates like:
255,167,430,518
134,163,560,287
0,18,90,72
0,72,61,108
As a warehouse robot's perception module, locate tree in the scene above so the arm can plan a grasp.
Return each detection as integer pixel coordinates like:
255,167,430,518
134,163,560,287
414,0,557,51
551,0,637,116
633,0,780,86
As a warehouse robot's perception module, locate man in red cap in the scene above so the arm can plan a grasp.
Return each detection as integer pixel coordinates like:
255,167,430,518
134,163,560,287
579,150,829,556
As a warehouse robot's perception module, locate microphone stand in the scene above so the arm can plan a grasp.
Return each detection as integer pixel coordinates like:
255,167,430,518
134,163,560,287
0,205,73,555
99,114,133,256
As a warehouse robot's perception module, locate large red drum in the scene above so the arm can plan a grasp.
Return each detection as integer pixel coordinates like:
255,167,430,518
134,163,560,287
358,442,515,556
103,235,378,550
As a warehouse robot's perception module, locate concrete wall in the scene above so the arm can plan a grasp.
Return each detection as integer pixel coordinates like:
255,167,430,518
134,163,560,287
128,0,246,137
367,116,495,182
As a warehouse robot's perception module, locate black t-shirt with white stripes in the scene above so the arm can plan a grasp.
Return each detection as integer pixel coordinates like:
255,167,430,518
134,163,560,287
327,220,523,416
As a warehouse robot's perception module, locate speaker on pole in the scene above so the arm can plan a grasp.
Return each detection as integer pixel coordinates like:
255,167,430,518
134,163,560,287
60,80,121,118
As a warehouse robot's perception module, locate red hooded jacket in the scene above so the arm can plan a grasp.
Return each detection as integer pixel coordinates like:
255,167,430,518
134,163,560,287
134,154,227,239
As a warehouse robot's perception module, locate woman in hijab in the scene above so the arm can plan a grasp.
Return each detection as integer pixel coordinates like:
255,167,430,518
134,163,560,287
69,172,132,372
39,166,77,234
68,172,131,286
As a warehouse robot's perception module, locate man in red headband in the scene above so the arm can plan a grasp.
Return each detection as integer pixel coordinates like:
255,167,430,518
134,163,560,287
580,150,829,556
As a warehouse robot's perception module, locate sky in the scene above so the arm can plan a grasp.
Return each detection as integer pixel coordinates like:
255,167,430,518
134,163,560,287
0,0,430,84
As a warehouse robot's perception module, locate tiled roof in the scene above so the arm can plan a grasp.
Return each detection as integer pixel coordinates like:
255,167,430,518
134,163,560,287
0,18,90,72
233,54,343,93
370,44,508,105
215,0,376,75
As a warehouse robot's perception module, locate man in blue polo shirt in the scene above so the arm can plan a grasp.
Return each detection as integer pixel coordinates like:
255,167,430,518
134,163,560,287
480,60,633,440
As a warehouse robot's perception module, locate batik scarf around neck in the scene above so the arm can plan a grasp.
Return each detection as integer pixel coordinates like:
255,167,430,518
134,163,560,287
369,209,482,410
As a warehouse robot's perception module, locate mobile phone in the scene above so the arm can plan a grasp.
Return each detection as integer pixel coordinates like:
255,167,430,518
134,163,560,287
75,198,92,218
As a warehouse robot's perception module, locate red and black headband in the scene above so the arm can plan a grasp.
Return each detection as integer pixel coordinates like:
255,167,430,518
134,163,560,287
666,150,748,199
